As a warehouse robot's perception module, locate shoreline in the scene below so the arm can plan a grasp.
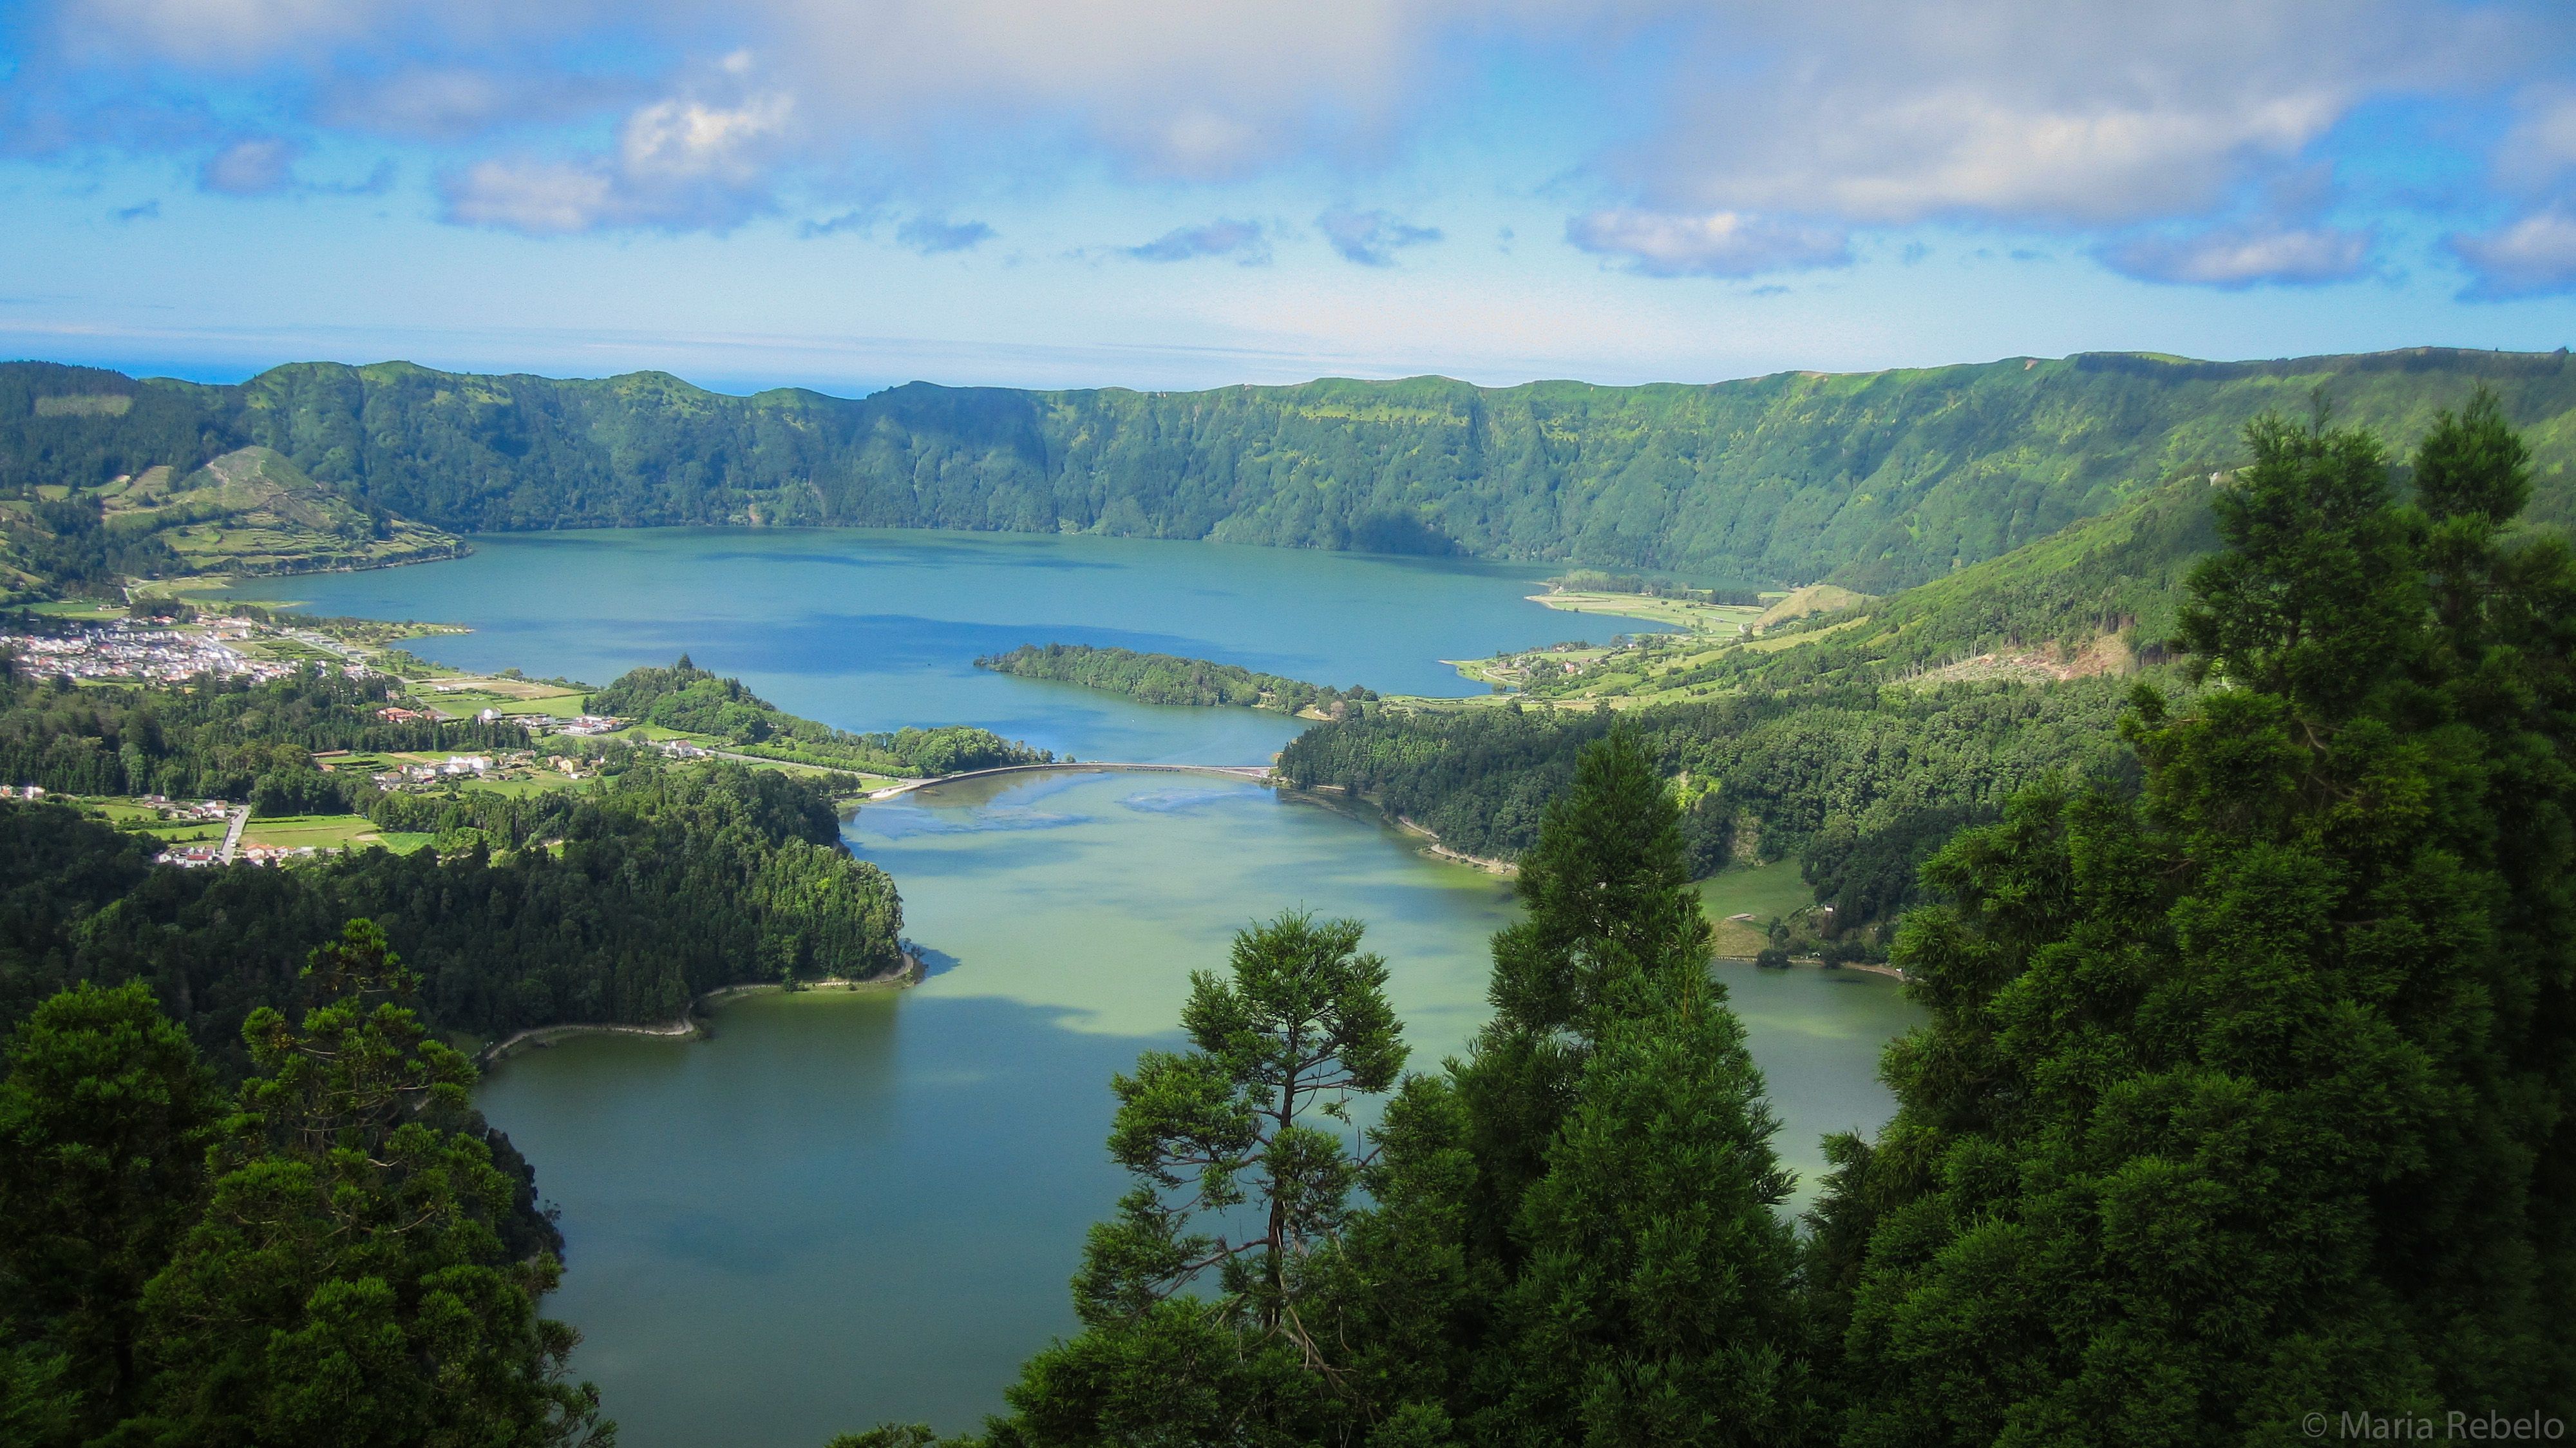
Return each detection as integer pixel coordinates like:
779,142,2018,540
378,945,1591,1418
475,948,925,1067
1283,783,1520,875
1712,953,1908,982
1392,813,1518,875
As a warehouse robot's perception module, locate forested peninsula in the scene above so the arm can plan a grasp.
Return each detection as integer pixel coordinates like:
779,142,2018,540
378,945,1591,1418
590,656,1050,775
10,347,2576,596
974,643,1376,716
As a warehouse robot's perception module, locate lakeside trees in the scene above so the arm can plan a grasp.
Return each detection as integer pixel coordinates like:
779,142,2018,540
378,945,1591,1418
1004,912,1407,1445
588,656,1049,776
0,925,612,1447
1279,677,2137,919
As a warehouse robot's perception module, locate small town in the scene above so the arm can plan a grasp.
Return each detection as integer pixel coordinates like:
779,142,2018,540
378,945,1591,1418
0,617,316,686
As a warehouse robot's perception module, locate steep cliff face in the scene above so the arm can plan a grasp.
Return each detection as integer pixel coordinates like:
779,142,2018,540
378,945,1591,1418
6,347,2571,590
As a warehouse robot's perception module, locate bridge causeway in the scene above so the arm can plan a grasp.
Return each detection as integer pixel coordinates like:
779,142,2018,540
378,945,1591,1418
861,761,1276,800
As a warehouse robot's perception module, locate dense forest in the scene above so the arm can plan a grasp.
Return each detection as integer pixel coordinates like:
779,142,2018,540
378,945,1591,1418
8,388,2573,1447
1,927,614,1446
1,758,905,1057
1280,676,2142,931
8,348,2576,591
976,643,1378,716
822,392,2576,1447
589,656,1051,775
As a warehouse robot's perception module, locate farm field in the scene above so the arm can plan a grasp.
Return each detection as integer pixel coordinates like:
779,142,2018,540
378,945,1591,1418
239,813,392,852
411,676,590,718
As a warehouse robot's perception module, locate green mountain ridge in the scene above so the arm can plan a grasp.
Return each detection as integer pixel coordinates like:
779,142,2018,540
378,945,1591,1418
6,347,2574,592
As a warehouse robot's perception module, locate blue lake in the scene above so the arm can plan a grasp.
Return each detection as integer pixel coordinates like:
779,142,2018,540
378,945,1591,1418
242,530,1921,1446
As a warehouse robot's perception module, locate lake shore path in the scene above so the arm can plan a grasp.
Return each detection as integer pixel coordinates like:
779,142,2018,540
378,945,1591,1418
862,761,1276,800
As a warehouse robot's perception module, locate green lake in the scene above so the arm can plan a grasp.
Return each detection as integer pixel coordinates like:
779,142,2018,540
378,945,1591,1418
252,529,1926,1446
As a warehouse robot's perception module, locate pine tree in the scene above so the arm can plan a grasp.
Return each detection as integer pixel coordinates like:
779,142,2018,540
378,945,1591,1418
997,911,1406,1447
1322,727,1815,1446
1452,729,1706,1268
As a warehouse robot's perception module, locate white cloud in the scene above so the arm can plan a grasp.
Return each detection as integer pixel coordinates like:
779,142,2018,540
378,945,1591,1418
1126,220,1271,264
618,92,790,186
2450,207,2576,298
897,214,994,254
56,0,570,66
2497,90,2576,189
2101,224,2374,287
1566,209,1850,277
19,0,2576,267
1318,207,1441,265
439,159,615,233
62,0,388,63
1610,0,2513,229
441,90,791,232
317,66,630,141
198,136,298,194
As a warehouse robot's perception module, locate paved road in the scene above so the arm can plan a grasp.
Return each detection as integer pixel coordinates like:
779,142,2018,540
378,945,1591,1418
218,805,248,864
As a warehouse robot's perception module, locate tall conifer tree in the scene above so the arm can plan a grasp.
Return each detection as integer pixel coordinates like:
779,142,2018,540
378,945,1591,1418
1444,729,1811,1445
1451,730,1707,1267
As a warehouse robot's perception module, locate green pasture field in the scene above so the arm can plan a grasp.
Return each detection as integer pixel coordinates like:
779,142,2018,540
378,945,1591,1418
255,638,343,662
1531,591,1765,634
132,819,227,845
1699,860,1817,957
461,774,580,799
600,723,728,743
411,677,589,718
27,599,128,620
239,814,386,851
1733,614,1872,654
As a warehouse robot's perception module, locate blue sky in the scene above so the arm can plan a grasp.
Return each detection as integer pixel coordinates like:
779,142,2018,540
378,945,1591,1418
5,0,2576,394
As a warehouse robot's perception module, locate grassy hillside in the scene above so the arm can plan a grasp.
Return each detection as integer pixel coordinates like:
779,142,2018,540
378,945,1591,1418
1,441,464,600
6,348,2574,591
1419,473,2222,708
108,446,462,575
